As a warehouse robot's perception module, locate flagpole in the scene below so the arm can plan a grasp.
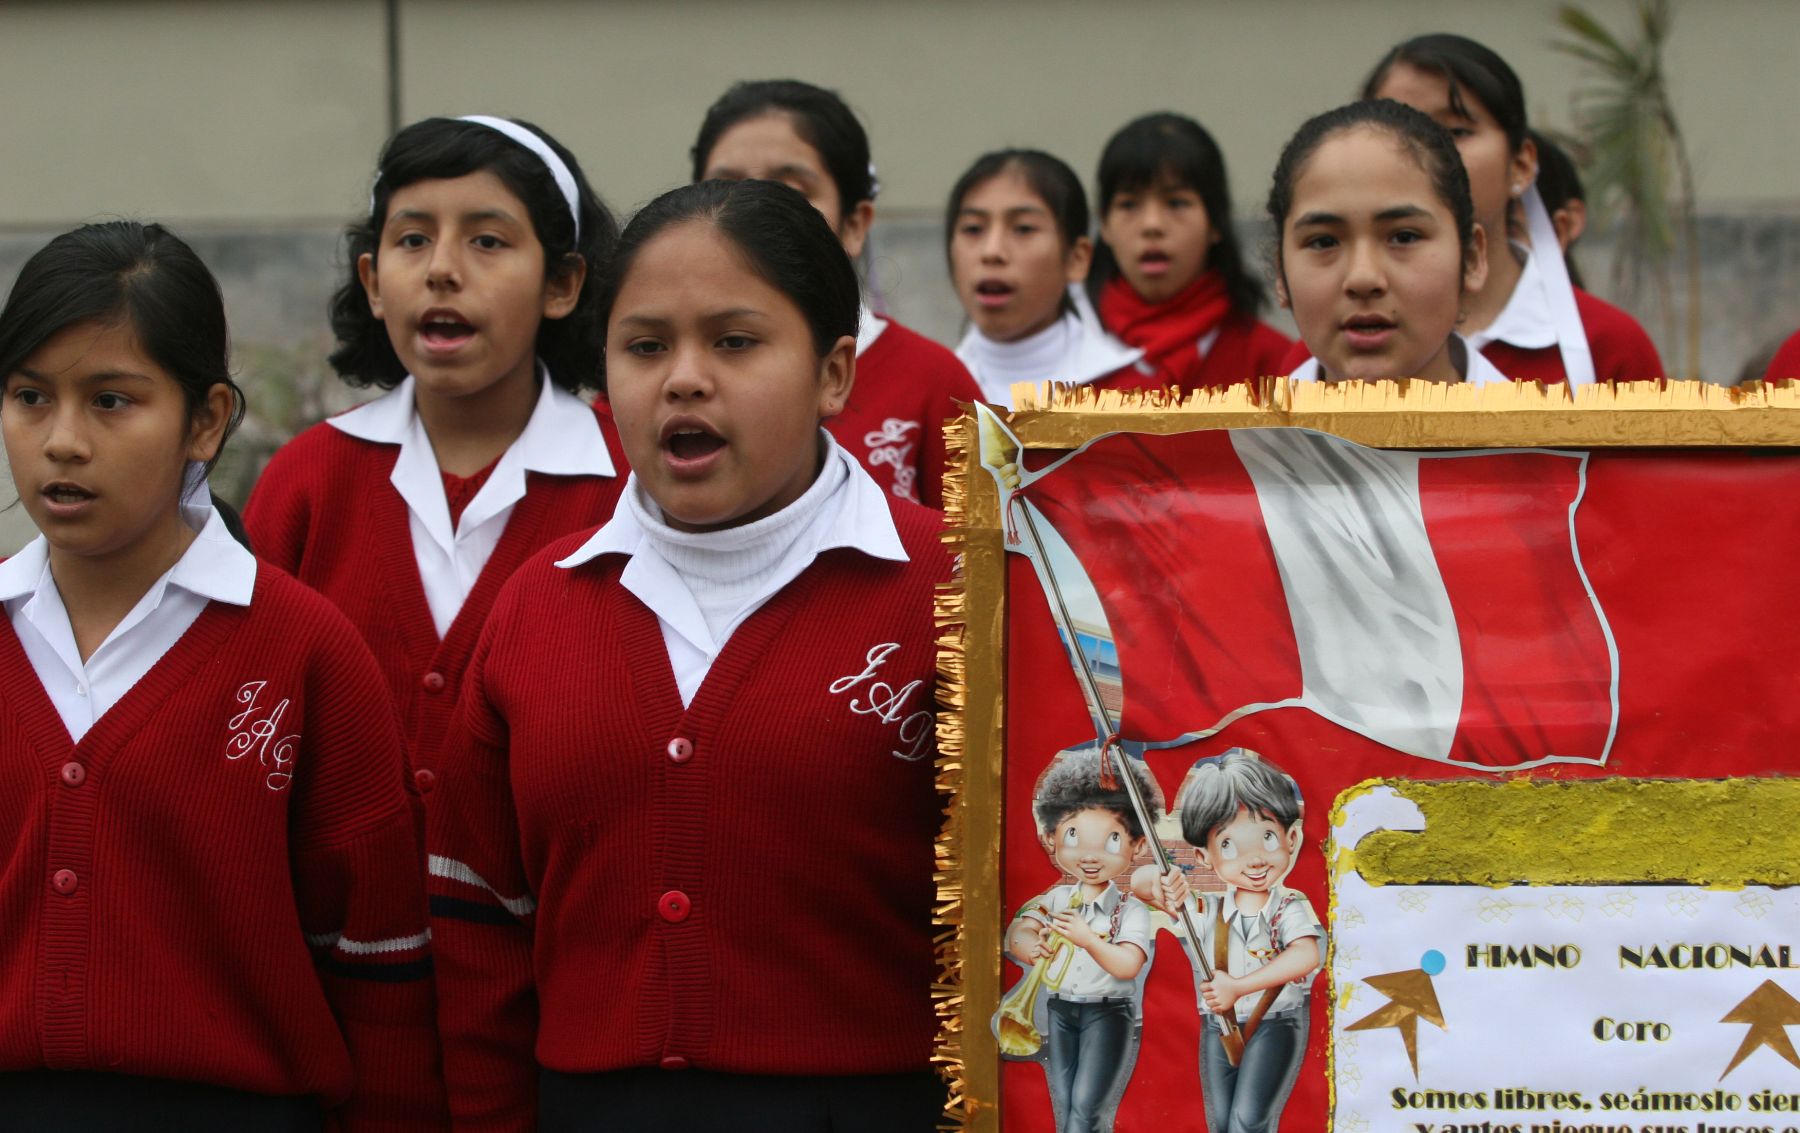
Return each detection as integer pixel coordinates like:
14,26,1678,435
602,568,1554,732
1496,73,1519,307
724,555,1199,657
1011,489,1249,1066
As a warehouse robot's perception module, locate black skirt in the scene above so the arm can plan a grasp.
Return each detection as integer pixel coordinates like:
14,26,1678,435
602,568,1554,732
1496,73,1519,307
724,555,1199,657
0,1070,322,1132
537,1066,945,1133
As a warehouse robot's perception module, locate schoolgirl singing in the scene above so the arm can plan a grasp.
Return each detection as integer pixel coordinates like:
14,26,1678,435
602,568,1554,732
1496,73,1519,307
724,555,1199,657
245,116,628,799
0,221,443,1130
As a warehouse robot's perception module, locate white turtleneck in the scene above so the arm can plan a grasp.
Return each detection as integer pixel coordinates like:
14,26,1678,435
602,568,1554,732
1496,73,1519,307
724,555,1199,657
626,443,847,656
958,314,1084,407
555,434,908,706
955,286,1143,408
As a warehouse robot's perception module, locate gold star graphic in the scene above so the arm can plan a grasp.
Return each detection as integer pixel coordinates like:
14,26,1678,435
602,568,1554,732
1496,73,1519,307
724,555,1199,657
1719,980,1800,1080
1345,968,1445,1079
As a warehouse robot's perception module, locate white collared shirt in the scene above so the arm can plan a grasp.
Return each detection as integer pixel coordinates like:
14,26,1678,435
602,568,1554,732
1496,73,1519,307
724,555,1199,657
328,368,615,637
956,286,1144,408
556,435,908,706
0,498,256,743
1464,243,1558,353
1162,884,1323,1026
1287,334,1513,386
1022,882,1154,1001
855,300,889,358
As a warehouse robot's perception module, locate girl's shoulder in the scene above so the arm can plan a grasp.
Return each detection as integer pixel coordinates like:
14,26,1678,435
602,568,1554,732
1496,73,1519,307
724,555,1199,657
1572,289,1665,381
240,561,395,686
886,493,950,554
861,318,983,400
257,414,398,483
1764,328,1800,383
1230,314,1297,376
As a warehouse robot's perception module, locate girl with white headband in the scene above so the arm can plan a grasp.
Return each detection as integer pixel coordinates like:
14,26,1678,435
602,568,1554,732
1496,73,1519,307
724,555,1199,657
246,116,627,805
1357,34,1664,386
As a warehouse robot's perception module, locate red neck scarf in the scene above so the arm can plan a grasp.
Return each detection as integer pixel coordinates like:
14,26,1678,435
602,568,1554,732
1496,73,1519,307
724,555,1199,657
1099,269,1232,384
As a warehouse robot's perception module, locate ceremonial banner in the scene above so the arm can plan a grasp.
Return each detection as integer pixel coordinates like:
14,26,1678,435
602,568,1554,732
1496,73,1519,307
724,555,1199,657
934,380,1800,1133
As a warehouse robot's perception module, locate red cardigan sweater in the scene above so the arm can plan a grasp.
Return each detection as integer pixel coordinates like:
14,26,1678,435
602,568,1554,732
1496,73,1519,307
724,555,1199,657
243,404,628,792
427,502,948,1131
833,319,981,510
1090,312,1293,394
0,564,443,1129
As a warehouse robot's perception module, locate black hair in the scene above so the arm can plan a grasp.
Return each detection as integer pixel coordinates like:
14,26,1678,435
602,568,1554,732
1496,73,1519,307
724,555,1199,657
0,221,246,485
1175,749,1302,850
328,116,619,392
944,149,1090,255
1266,99,1476,279
690,79,876,218
1032,746,1162,843
1086,113,1265,317
596,179,860,373
1362,33,1529,153
1532,129,1588,288
1531,129,1584,212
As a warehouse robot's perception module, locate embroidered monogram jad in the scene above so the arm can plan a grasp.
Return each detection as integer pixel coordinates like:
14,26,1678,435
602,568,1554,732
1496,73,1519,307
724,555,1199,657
862,418,922,502
828,642,933,761
226,680,299,791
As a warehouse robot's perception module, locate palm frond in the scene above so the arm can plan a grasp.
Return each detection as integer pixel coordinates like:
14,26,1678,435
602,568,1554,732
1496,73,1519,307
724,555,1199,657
1553,0,1700,376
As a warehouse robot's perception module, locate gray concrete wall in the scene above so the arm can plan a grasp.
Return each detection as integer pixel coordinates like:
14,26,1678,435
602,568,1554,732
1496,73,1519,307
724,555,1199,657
2,0,1798,552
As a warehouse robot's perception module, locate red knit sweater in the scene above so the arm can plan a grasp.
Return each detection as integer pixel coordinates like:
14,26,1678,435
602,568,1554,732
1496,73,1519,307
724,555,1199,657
243,404,627,792
427,502,948,1132
1481,288,1664,383
833,319,981,509
0,564,444,1129
1763,327,1800,384
1089,312,1293,393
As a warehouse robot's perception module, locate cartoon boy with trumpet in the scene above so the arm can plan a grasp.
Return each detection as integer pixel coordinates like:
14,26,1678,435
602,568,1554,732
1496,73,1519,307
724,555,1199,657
997,747,1162,1133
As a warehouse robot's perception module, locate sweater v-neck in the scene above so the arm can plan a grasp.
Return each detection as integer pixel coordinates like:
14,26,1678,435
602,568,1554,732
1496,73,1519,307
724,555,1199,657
617,555,812,736
0,591,244,764
375,453,554,663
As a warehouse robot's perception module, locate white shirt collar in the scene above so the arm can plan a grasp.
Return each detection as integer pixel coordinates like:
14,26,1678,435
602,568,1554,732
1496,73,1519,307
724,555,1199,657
557,432,906,571
855,300,890,358
1287,334,1511,386
1222,883,1290,927
328,368,615,562
0,501,254,609
328,367,614,478
1465,243,1558,352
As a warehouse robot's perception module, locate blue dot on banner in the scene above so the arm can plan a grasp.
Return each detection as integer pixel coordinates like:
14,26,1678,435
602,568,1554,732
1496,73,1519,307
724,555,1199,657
1420,950,1446,976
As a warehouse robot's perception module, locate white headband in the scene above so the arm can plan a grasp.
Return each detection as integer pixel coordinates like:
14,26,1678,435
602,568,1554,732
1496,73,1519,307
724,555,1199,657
370,115,582,242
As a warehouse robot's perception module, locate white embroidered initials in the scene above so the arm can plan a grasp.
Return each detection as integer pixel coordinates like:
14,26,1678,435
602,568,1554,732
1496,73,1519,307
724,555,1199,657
227,680,299,792
828,642,933,761
862,418,921,502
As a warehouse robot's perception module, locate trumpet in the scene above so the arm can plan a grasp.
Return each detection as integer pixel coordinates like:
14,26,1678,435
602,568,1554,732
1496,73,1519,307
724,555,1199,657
993,893,1083,1057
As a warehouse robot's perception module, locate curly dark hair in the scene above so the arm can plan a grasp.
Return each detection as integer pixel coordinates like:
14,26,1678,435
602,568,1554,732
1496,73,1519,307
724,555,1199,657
328,116,619,393
1032,746,1163,842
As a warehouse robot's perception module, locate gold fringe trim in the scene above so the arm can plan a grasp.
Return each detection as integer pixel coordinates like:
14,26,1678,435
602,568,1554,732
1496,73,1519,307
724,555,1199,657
1008,377,1800,448
933,407,1012,1131
933,409,975,1130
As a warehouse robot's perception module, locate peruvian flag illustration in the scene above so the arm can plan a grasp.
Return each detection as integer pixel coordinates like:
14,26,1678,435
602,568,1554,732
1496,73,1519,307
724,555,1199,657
1006,425,1618,770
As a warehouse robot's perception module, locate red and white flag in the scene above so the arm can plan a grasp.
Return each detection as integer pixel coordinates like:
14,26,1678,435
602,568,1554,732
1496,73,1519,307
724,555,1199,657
1016,428,1618,770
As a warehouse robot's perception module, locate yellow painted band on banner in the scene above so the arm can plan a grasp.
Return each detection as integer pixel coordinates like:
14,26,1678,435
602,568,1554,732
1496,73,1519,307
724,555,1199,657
1335,777,1800,888
1008,377,1800,449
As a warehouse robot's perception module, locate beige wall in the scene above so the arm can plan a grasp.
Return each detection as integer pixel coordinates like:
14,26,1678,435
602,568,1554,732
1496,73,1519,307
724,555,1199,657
1,0,389,226
3,0,1797,229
